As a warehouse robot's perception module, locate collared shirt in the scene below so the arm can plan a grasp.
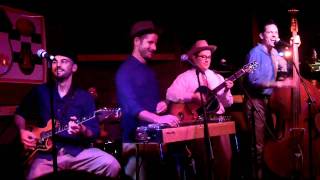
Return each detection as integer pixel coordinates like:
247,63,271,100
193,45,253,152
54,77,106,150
166,68,233,114
16,83,99,158
115,55,160,142
245,43,287,96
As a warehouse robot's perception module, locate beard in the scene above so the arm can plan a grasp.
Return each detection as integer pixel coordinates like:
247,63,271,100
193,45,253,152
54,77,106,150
52,69,68,82
140,48,155,60
55,76,65,82
54,73,68,83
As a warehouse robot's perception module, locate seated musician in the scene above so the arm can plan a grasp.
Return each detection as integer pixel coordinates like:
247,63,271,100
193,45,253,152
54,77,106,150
166,40,234,179
14,49,120,179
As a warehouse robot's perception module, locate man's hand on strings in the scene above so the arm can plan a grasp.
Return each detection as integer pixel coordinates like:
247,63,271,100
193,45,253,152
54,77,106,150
68,116,85,135
20,129,37,150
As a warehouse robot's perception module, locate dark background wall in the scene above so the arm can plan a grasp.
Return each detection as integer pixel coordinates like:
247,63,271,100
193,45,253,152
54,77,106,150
1,0,320,109
1,2,320,177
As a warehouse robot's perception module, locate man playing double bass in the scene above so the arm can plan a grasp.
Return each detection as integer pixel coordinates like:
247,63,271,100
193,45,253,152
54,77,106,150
244,19,299,179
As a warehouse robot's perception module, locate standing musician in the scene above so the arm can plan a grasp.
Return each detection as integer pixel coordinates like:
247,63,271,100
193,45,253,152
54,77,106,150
14,49,120,179
115,20,180,179
243,19,298,179
166,40,234,179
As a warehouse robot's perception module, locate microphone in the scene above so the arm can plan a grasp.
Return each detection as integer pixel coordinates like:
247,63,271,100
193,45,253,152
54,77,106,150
180,54,189,62
220,58,227,66
275,38,291,47
180,54,204,74
37,49,55,61
180,54,196,67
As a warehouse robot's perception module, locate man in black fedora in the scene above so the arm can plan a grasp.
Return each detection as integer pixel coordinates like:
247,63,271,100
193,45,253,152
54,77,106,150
15,49,121,179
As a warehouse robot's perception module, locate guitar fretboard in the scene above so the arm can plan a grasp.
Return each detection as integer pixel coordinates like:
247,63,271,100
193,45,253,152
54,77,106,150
207,61,257,102
39,107,121,140
40,115,96,140
211,67,251,95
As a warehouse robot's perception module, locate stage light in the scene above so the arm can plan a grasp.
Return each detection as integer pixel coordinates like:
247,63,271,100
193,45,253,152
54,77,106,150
278,47,292,59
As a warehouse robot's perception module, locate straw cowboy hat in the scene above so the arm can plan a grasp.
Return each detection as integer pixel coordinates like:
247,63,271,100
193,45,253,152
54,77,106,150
187,40,217,57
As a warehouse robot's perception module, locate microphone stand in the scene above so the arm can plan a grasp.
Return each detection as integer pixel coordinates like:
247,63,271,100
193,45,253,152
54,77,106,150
291,62,316,179
238,81,261,179
195,69,214,180
239,79,287,179
46,59,58,174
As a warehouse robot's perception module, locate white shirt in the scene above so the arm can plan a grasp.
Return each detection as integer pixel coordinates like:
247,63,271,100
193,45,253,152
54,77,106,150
166,68,233,114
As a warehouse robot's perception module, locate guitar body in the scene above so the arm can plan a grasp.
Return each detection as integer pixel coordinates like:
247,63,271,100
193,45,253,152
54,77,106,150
24,120,57,165
23,139,52,166
169,96,220,122
31,119,53,141
169,102,199,122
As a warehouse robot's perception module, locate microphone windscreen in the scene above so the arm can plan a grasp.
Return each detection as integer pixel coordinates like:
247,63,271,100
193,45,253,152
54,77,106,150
36,49,46,58
180,54,189,61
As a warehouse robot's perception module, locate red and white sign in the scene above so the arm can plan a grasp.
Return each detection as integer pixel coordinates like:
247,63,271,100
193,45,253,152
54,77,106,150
0,5,46,84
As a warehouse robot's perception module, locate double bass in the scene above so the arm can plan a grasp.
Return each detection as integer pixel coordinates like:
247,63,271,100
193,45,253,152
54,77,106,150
264,9,320,178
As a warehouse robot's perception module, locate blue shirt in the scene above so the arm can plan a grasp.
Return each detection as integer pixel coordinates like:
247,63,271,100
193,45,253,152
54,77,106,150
245,44,276,96
16,83,99,158
115,56,160,142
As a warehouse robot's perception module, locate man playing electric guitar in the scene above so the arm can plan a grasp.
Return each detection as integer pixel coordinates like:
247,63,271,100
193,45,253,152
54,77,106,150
14,49,120,179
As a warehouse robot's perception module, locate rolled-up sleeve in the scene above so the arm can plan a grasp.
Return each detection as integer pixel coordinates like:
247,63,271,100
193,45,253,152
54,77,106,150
166,73,194,103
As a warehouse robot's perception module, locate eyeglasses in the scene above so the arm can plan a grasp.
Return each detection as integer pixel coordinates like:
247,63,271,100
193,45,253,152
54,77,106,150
197,55,211,60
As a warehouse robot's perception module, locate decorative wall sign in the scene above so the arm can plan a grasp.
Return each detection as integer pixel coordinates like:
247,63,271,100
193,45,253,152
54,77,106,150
0,6,46,84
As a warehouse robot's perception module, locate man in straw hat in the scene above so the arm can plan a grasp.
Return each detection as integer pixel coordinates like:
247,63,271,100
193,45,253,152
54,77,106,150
166,39,234,179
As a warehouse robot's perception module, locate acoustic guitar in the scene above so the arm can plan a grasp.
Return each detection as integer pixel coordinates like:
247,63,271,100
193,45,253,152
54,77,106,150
169,61,258,121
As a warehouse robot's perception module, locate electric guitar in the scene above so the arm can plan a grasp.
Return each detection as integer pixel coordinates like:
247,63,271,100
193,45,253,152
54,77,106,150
23,107,121,165
169,61,258,121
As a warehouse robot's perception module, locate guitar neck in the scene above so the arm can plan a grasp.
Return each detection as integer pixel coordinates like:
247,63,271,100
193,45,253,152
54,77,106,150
211,68,248,94
41,115,96,139
40,108,120,140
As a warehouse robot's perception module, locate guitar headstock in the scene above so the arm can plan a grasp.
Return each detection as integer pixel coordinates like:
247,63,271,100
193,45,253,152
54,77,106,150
95,107,122,122
243,60,258,73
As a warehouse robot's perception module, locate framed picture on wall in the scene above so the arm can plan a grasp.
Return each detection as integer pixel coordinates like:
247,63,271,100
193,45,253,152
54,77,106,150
0,5,47,84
